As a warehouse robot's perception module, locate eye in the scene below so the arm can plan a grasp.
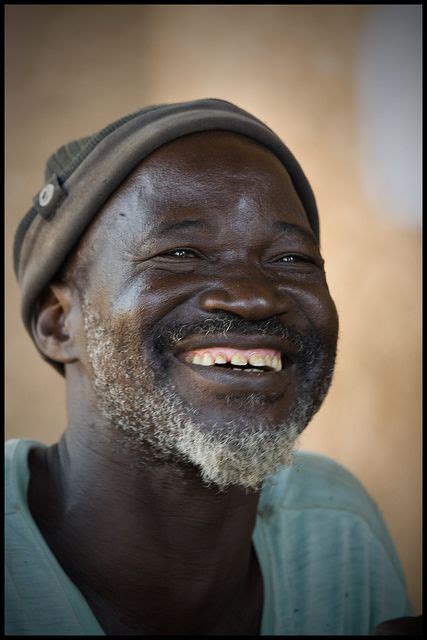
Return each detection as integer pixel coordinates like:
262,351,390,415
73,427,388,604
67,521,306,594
163,248,199,258
274,254,312,264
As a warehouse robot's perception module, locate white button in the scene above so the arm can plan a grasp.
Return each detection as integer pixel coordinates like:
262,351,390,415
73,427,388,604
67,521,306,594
39,183,55,207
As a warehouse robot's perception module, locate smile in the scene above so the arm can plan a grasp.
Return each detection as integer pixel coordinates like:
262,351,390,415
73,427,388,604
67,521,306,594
178,347,283,372
169,335,296,395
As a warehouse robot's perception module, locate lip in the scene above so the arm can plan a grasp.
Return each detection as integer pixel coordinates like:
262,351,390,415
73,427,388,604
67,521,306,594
171,356,294,394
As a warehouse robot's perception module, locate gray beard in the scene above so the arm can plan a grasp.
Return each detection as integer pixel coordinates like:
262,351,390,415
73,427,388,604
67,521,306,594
81,302,335,491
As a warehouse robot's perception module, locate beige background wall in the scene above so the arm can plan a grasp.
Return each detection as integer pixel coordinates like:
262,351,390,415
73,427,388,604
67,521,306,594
5,5,421,613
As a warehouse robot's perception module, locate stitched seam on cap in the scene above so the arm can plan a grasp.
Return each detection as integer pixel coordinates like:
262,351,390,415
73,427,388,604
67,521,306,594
13,207,38,278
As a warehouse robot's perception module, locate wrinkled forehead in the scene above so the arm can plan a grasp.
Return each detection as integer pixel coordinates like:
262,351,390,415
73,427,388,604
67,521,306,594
97,131,308,227
122,130,297,189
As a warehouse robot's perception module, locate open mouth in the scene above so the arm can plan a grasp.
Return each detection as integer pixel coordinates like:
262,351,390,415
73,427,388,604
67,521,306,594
178,346,284,372
167,336,297,396
173,336,297,377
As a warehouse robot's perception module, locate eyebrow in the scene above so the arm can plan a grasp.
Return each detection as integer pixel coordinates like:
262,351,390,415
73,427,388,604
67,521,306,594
157,219,210,234
153,218,317,243
272,221,318,244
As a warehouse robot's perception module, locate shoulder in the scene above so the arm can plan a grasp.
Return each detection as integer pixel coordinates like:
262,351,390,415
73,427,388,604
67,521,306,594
5,437,23,463
255,452,412,634
5,437,44,462
258,450,391,547
257,450,406,580
260,449,377,513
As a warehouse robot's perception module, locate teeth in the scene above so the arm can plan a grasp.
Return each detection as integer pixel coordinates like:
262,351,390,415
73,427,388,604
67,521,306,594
201,352,215,366
248,354,266,367
186,349,283,371
272,355,282,371
230,353,248,366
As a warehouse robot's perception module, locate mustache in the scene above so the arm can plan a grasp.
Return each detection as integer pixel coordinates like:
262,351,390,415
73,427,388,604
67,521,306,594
151,312,322,358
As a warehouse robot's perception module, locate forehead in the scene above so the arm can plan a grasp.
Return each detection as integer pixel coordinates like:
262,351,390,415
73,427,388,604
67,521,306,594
80,131,314,248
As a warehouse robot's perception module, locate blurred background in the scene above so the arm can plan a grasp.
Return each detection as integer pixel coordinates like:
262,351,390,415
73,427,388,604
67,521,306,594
5,4,422,613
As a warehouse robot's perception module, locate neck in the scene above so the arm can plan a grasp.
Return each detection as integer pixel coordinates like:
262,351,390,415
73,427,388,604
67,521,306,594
28,373,264,634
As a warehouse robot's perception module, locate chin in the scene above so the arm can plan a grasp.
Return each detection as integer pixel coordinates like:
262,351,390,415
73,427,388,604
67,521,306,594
172,412,303,492
147,387,314,492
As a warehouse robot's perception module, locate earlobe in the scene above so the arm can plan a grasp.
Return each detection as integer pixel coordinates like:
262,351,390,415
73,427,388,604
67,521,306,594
32,283,80,364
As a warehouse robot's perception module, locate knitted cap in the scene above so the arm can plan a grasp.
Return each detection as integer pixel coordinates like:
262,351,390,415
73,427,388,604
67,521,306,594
13,98,319,373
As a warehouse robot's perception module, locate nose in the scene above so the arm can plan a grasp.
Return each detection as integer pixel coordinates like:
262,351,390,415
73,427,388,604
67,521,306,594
198,277,291,321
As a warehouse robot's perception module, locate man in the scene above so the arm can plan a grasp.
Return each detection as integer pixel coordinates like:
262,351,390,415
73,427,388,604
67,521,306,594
6,99,416,635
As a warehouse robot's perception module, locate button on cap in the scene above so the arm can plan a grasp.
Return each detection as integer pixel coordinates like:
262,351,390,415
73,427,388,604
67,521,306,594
38,183,55,207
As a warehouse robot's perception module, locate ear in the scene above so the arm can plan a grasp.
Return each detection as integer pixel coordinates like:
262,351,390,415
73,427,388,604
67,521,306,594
32,283,81,365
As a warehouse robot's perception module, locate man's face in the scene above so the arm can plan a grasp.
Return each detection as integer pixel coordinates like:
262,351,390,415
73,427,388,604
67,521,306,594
74,131,339,490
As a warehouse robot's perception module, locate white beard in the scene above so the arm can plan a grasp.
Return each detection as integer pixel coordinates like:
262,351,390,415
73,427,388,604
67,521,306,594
81,302,331,491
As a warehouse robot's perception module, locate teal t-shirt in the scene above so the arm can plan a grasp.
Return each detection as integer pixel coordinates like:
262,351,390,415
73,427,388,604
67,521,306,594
5,439,412,635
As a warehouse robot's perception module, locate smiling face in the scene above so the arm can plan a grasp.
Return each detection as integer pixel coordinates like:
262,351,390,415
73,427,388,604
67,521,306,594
67,131,339,490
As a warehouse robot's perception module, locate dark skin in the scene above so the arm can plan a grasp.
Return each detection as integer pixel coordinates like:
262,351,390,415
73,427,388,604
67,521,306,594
370,616,423,636
27,131,341,635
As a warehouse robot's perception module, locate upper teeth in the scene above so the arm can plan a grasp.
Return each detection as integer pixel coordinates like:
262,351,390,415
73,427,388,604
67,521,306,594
182,348,282,371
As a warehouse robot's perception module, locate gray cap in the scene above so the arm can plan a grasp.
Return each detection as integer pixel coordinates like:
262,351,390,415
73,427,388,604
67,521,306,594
13,98,319,372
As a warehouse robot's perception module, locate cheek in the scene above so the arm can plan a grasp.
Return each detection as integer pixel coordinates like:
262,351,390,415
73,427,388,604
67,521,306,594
314,294,339,346
83,265,202,364
107,271,201,327
286,282,339,342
